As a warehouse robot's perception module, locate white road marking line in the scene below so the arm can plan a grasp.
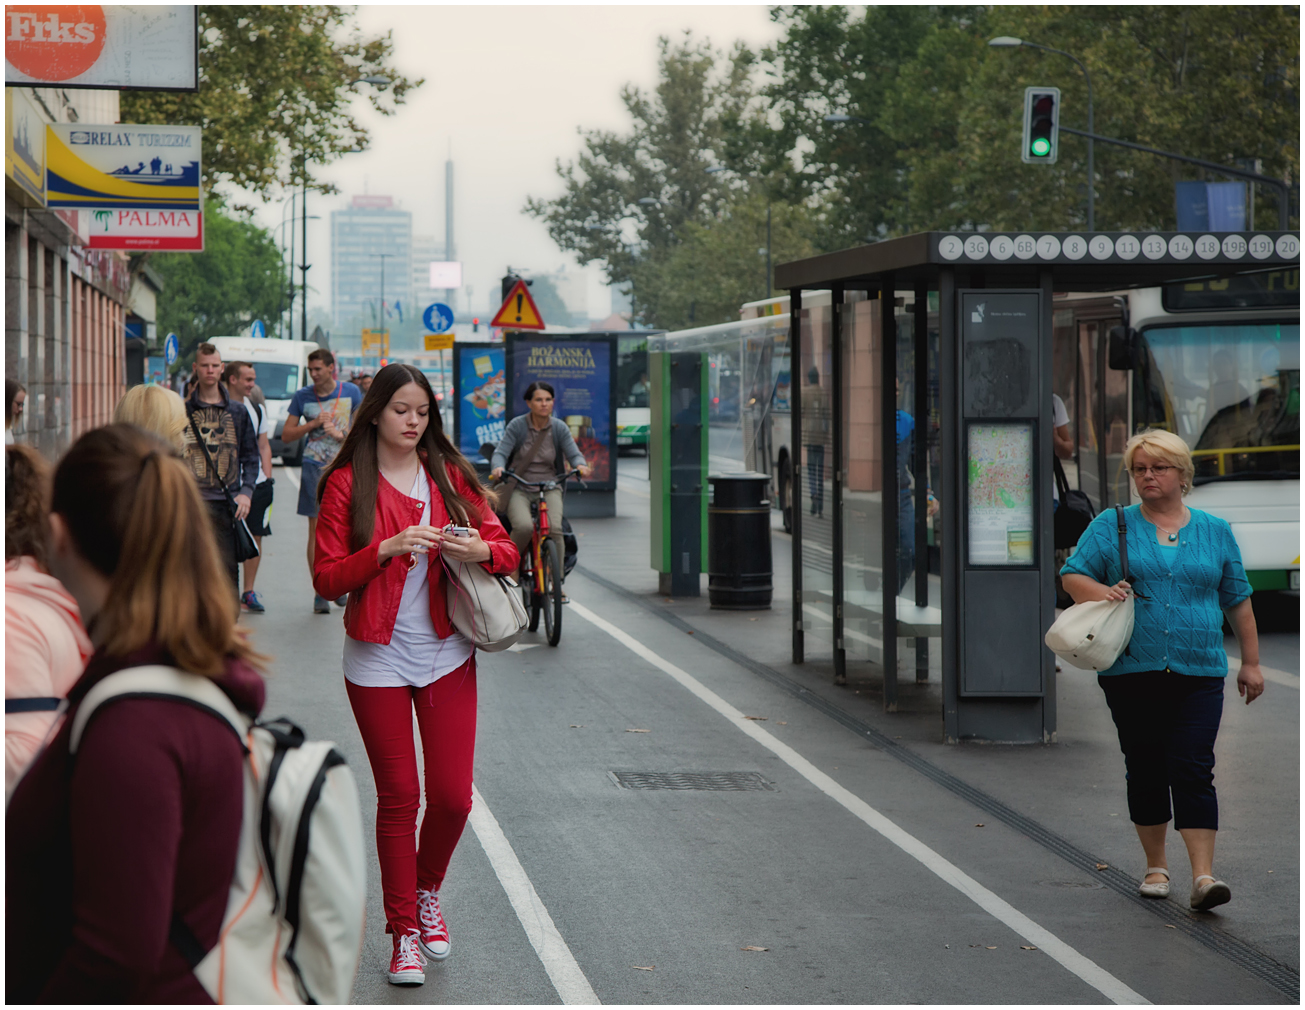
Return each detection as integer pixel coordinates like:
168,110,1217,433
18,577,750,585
469,784,600,1005
280,465,301,490
569,600,1149,1006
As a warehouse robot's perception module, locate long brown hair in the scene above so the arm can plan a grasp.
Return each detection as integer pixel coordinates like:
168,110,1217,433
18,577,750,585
318,363,494,551
6,444,51,568
51,424,264,676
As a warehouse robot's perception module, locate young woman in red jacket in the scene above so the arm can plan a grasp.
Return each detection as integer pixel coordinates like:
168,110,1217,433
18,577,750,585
313,363,518,986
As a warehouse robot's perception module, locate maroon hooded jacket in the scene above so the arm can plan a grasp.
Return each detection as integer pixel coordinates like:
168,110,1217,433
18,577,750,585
7,643,265,1003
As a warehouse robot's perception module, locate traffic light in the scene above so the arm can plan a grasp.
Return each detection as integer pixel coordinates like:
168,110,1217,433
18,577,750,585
500,272,533,304
472,317,480,333
1021,86,1060,164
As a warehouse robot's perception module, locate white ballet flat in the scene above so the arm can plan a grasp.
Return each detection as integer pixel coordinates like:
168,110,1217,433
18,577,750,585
1139,866,1170,898
1190,874,1231,911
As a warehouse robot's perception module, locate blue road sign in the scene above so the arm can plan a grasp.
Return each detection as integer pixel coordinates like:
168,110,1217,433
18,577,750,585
424,302,455,334
250,319,266,339
164,332,179,365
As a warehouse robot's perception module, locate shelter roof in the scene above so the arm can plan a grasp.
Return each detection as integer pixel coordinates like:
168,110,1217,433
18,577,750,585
775,231,1300,292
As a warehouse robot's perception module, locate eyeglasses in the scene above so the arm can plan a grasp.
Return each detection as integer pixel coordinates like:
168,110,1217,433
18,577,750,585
1130,465,1174,477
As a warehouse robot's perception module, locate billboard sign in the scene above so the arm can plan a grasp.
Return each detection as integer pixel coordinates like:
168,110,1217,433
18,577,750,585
46,123,201,210
5,6,198,91
452,343,506,459
5,87,45,204
85,207,203,251
429,261,463,288
507,335,616,488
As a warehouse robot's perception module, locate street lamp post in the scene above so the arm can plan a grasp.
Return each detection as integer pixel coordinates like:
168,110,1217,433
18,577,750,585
989,36,1094,232
293,75,391,345
370,252,391,368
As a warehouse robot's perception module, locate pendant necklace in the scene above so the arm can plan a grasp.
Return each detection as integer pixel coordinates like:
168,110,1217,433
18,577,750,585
1144,505,1184,542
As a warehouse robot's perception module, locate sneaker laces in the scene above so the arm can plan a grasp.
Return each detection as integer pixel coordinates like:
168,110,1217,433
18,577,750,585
394,930,426,971
418,889,448,937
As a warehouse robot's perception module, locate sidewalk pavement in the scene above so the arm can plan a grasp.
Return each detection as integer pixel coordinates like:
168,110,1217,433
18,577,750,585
572,466,1299,973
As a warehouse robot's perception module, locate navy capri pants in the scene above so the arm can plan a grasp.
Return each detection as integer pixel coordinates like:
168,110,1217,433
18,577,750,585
1098,670,1224,831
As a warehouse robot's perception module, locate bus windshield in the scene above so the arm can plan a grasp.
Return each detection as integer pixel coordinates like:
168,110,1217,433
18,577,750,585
1137,322,1300,483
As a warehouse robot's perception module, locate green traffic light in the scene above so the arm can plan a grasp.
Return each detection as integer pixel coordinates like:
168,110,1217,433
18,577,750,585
1031,137,1051,156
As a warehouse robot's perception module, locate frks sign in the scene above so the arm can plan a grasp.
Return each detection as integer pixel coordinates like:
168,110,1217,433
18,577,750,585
4,5,197,91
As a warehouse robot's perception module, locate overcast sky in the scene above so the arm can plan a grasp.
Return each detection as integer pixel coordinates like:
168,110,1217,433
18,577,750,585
246,5,786,324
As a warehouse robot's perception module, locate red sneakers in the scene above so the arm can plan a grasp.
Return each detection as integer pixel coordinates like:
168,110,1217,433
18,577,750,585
417,888,451,960
387,928,426,985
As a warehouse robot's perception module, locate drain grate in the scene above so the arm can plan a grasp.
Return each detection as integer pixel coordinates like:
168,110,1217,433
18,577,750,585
608,770,775,792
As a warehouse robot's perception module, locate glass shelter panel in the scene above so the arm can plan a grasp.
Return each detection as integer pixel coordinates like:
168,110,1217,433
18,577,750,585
799,304,835,660
841,296,884,665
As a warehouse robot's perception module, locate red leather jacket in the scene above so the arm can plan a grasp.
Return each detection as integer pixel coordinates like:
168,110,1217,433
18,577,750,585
313,461,518,644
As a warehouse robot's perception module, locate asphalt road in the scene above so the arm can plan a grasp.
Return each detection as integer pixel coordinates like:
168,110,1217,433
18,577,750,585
241,462,1298,1005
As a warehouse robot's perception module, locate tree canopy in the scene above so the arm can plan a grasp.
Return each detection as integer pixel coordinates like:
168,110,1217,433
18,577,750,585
120,5,422,199
153,204,285,360
762,4,1299,235
525,34,819,330
529,7,1298,331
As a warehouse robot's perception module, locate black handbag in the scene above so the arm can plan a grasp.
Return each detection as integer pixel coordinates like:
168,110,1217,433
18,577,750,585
188,411,260,563
1053,455,1096,550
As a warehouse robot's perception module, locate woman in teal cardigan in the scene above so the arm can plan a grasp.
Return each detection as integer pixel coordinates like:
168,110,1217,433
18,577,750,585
1061,428,1263,912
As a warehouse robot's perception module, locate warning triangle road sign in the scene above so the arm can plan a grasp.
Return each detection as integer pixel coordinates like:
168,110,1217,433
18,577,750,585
491,279,546,330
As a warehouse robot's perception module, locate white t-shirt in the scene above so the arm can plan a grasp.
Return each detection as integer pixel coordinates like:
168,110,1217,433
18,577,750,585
238,398,271,486
342,469,473,688
1051,394,1070,504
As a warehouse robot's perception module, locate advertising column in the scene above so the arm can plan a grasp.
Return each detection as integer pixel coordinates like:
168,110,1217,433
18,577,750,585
507,334,617,517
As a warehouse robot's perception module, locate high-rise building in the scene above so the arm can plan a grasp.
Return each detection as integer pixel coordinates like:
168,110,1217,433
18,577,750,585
330,195,413,330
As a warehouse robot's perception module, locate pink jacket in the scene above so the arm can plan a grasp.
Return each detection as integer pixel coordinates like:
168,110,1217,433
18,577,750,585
5,557,93,797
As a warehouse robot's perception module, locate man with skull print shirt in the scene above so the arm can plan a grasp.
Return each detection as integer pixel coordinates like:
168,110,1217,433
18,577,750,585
183,342,260,592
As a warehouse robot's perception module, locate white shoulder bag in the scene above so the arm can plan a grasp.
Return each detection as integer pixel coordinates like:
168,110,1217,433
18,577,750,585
1045,505,1135,671
436,480,528,652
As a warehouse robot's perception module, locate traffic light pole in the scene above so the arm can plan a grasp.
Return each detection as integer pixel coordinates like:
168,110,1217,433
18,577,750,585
1059,126,1291,231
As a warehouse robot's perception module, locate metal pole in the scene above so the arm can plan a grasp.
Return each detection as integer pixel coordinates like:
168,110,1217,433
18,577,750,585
287,189,296,339
830,284,845,687
880,278,898,711
939,266,959,742
913,281,929,684
765,199,772,298
300,151,308,342
1085,67,1094,231
1060,126,1290,230
791,288,804,664
1018,42,1094,231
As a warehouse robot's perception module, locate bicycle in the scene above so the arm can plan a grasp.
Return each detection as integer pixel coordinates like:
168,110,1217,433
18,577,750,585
497,468,583,646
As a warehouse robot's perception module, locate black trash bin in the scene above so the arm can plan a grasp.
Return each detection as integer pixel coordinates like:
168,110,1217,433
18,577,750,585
707,472,773,610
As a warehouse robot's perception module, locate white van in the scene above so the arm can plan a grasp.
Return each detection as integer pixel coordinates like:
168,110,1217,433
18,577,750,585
208,337,319,465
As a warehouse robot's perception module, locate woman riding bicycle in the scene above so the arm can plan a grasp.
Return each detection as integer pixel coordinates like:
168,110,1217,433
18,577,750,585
490,382,592,578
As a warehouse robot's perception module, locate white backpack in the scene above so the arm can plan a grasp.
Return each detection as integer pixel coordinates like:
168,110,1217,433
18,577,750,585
70,666,366,1004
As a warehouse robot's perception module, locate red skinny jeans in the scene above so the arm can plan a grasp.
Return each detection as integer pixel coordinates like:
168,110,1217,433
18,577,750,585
345,659,477,934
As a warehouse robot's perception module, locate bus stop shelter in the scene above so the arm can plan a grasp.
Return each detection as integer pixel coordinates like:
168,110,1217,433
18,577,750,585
774,230,1300,743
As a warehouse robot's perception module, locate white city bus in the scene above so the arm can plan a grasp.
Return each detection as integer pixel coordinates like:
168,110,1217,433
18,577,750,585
1054,270,1300,596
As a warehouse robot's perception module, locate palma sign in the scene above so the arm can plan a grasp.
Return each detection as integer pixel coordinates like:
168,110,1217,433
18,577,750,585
87,208,203,251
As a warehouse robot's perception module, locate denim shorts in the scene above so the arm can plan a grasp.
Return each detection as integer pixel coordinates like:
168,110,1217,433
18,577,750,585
298,458,325,517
